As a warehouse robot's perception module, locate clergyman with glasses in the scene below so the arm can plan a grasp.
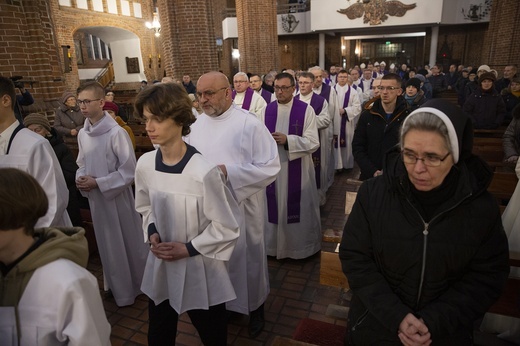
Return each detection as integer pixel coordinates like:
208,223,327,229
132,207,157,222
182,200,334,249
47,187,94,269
75,81,148,307
340,99,509,344
352,73,410,180
231,71,267,117
185,71,280,338
258,72,321,260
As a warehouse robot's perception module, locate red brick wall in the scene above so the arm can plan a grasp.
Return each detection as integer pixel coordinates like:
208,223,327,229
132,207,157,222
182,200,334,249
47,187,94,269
159,0,219,83
482,0,520,72
0,0,160,116
0,0,64,116
236,0,280,74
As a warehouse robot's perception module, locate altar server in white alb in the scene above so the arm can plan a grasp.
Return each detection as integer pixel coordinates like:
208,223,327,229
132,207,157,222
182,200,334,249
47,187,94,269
334,69,362,170
134,82,241,345
0,76,71,228
232,71,267,117
186,71,280,338
75,81,147,307
0,168,110,346
259,72,321,260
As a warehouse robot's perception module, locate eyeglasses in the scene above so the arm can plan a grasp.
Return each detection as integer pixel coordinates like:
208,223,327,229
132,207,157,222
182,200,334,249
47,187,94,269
196,87,227,99
233,80,248,84
274,85,293,92
77,99,101,106
401,151,451,167
377,86,400,91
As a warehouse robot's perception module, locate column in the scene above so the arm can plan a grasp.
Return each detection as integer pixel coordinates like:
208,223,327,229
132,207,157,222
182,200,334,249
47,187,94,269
235,0,279,73
319,33,325,69
429,25,439,67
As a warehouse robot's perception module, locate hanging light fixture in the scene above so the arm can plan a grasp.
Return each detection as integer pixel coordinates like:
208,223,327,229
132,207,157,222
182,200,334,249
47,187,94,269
145,12,161,37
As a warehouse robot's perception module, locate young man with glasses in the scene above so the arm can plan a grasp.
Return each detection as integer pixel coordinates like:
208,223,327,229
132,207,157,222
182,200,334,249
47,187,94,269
76,81,148,307
0,76,71,228
259,72,321,261
232,72,267,117
352,73,410,180
186,71,280,338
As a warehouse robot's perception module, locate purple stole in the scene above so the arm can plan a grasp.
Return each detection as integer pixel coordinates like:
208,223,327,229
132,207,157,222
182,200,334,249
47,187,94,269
260,88,273,104
265,99,307,224
335,85,352,148
318,83,331,102
232,87,254,111
295,93,325,189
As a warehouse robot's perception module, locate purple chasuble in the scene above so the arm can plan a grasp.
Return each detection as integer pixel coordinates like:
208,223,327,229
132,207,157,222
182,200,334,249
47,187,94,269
295,93,325,189
335,85,352,148
232,87,254,111
319,83,331,102
260,88,273,104
265,99,307,224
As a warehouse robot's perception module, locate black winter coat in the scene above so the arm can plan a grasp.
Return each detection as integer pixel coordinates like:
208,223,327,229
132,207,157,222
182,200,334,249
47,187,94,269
340,149,509,345
463,88,506,129
352,97,410,180
46,128,83,226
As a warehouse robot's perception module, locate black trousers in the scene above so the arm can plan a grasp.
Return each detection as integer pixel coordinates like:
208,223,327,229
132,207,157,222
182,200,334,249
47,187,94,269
148,299,227,346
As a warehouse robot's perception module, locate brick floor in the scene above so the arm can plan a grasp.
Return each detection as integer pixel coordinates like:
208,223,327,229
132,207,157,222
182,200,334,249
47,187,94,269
86,168,357,345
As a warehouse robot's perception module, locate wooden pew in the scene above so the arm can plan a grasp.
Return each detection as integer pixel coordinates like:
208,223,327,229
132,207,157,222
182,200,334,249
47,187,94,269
488,172,518,202
319,181,361,290
474,127,507,138
487,251,520,318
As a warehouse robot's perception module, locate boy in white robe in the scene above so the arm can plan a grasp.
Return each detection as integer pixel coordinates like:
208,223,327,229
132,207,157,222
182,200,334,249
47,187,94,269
75,81,147,307
0,168,110,345
134,82,240,345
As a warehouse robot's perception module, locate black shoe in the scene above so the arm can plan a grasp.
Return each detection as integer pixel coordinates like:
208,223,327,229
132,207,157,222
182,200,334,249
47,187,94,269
248,304,265,338
103,289,113,299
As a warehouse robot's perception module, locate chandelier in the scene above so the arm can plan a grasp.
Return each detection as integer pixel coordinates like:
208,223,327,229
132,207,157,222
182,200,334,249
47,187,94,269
145,12,161,37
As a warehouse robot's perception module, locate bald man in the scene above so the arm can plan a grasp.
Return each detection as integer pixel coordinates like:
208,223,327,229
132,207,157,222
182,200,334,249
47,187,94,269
185,71,280,338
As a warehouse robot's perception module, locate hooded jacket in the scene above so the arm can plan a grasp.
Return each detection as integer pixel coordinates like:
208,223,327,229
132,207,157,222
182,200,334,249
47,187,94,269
340,99,509,345
0,227,110,345
53,92,85,137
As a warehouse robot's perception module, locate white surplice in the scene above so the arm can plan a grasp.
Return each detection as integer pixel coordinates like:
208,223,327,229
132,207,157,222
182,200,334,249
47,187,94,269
76,114,148,307
135,149,241,314
335,83,362,169
0,124,71,228
313,84,340,189
298,92,331,204
234,90,267,118
185,105,280,314
259,99,321,259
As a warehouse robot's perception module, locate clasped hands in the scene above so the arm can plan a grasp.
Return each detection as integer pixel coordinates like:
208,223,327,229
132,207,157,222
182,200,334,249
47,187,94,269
149,233,189,261
271,132,287,145
76,175,98,192
398,313,431,346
